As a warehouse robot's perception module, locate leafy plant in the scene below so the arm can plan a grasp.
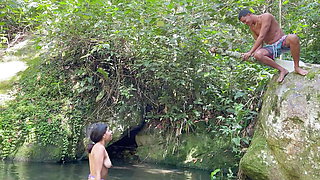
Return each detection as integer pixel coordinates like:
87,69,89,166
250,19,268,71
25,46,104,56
211,168,221,180
1,0,318,176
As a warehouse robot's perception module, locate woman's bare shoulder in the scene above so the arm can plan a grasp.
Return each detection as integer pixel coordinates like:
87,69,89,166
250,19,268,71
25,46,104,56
91,144,106,154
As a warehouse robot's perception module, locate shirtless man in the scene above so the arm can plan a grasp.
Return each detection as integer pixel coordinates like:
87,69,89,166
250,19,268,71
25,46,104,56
87,123,113,180
238,9,308,82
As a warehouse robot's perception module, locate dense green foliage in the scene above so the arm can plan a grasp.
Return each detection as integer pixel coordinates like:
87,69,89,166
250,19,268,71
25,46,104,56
0,0,39,46
282,1,320,62
0,0,319,175
0,57,91,160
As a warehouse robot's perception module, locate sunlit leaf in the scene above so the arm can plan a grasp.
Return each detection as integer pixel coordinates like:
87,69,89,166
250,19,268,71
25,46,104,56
97,68,109,79
96,90,105,102
156,21,165,27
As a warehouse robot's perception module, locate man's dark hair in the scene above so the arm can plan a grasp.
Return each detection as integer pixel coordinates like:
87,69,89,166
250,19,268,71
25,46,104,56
238,9,252,20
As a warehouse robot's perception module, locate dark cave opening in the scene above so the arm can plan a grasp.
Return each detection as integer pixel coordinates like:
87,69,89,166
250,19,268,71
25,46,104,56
106,104,152,161
106,118,146,161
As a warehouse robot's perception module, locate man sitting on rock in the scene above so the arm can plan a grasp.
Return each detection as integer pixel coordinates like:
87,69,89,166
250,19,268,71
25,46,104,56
238,9,308,83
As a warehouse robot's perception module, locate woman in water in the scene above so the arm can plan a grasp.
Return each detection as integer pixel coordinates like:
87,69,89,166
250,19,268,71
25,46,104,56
87,123,113,180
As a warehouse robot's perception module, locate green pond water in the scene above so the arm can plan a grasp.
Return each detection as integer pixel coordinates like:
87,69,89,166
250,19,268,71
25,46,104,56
0,160,210,180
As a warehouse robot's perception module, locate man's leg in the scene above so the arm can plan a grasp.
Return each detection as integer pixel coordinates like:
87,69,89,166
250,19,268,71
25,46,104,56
285,34,308,75
254,49,289,82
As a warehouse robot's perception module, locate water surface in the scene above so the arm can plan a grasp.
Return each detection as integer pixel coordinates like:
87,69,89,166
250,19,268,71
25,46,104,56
0,161,210,180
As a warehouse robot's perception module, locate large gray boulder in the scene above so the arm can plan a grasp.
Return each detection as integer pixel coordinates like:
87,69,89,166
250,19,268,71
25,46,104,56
240,65,320,180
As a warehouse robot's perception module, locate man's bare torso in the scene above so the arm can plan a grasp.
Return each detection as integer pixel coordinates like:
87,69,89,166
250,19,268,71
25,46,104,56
250,13,285,44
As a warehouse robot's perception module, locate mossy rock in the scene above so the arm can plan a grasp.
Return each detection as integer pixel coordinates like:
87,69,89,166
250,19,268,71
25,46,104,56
240,66,320,180
135,128,239,171
8,143,62,162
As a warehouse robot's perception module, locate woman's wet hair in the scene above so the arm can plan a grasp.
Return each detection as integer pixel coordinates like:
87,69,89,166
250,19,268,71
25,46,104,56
87,123,108,153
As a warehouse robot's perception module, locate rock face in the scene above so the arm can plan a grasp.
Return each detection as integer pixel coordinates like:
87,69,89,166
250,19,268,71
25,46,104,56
9,144,62,162
135,128,239,171
240,65,320,180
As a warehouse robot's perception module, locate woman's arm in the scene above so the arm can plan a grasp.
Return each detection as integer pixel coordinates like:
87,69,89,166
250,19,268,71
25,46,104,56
104,151,112,168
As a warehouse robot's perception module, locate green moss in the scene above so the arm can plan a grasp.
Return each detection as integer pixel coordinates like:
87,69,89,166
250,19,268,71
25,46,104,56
0,38,40,101
288,116,304,124
268,141,302,179
281,89,294,102
306,94,311,101
0,79,15,94
175,134,238,170
306,72,316,80
240,66,320,179
306,68,320,80
136,133,238,171
240,132,270,180
9,143,62,162
5,37,40,63
135,133,168,162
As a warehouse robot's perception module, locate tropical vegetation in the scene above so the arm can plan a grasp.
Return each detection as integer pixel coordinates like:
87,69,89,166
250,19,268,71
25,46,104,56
0,0,319,178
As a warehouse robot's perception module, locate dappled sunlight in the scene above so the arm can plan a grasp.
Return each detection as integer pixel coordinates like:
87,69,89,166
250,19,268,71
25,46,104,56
0,61,27,81
130,164,199,179
1,1,318,179
0,37,38,82
0,94,14,105
132,164,183,175
184,147,199,164
1,161,209,180
2,55,21,62
0,36,35,105
144,168,183,174
6,39,30,53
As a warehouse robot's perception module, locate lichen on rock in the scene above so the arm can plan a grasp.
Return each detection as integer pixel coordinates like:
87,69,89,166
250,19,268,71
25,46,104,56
240,65,320,180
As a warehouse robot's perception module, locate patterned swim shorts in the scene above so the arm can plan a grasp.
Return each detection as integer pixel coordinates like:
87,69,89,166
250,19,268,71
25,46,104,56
262,35,290,60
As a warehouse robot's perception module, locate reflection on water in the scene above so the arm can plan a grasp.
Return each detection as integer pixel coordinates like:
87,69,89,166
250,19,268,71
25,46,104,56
0,161,210,180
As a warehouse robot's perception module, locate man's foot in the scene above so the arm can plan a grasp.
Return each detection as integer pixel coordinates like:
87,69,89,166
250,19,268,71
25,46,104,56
277,69,289,83
295,67,308,76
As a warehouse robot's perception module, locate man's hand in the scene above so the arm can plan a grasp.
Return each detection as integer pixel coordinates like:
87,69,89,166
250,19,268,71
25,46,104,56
242,52,252,61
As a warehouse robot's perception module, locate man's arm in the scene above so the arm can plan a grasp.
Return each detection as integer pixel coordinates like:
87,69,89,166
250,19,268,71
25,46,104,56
251,30,263,53
243,14,272,60
249,14,271,54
